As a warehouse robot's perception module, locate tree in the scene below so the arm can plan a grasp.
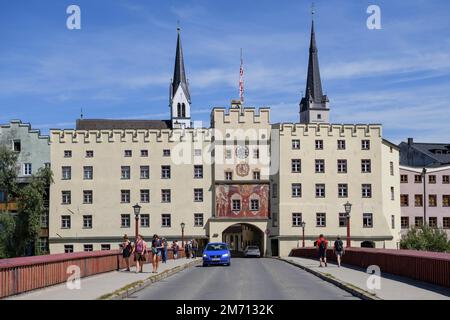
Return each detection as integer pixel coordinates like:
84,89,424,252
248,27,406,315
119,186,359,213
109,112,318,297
400,224,450,252
0,145,18,212
0,213,16,258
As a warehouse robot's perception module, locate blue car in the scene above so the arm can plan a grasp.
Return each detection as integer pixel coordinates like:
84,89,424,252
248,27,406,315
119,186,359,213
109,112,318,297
202,242,231,267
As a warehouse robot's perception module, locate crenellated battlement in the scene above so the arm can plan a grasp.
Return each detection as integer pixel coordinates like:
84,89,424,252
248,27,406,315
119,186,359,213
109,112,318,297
277,123,382,138
211,107,270,128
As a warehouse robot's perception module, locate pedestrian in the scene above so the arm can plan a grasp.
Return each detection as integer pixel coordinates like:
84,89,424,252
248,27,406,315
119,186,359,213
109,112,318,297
316,234,328,267
191,239,198,258
120,234,132,271
172,241,179,259
185,240,191,259
133,234,147,273
162,238,168,263
334,236,344,267
151,234,162,273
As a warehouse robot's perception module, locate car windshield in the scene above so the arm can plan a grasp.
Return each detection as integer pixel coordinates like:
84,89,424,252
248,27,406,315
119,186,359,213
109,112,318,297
247,246,259,250
205,244,228,251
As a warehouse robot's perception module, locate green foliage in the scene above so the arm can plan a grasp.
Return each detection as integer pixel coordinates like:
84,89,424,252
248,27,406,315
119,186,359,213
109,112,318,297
0,213,16,258
400,224,450,252
0,145,18,210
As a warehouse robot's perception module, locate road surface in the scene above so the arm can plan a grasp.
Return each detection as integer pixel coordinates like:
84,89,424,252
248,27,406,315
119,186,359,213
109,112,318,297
129,258,359,300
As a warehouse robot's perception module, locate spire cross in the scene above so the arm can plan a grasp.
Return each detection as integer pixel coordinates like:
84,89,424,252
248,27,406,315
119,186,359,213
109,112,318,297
311,2,315,18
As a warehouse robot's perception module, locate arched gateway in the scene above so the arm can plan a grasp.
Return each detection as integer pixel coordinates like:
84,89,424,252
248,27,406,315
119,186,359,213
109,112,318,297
222,223,264,254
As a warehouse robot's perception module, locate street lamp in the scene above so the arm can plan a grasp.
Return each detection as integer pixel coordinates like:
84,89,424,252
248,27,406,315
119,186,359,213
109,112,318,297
421,168,427,225
133,203,141,241
344,201,352,248
301,221,306,247
180,222,186,248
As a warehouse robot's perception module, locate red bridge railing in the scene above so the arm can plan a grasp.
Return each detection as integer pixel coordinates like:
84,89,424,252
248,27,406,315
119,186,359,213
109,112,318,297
290,247,450,288
0,249,185,299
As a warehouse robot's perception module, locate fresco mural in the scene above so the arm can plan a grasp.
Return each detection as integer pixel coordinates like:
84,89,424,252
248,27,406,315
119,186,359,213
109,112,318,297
215,184,269,218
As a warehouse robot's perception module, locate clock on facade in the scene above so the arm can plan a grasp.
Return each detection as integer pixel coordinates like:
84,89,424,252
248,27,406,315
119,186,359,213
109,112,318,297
235,145,249,159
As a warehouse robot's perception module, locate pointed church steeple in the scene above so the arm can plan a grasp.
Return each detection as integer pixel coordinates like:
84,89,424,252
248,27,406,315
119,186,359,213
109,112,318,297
170,26,191,128
300,13,329,124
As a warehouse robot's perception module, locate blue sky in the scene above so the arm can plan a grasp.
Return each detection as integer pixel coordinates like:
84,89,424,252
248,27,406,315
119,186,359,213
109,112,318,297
0,0,449,143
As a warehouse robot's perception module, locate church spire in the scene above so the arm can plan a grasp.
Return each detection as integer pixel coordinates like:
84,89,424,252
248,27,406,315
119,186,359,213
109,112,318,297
171,26,191,104
300,10,330,124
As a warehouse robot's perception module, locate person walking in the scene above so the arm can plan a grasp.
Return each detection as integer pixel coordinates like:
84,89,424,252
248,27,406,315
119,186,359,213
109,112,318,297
316,234,328,267
172,241,179,260
151,234,162,273
161,238,168,263
133,234,147,273
191,239,198,258
120,234,132,271
185,240,191,259
334,236,345,267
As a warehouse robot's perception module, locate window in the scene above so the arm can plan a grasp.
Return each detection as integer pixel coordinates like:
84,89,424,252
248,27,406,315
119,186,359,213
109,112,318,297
391,215,395,229
162,214,171,227
194,165,203,179
141,214,150,228
62,191,71,204
121,190,130,203
292,213,303,226
64,245,74,253
121,166,130,180
337,140,346,150
317,114,322,120
316,184,325,198
414,175,422,183
158,189,170,203
62,166,71,180
40,213,49,228
401,217,409,229
315,140,323,150
316,213,326,227
194,188,203,202
292,139,300,150
415,216,423,227
84,166,93,180
390,162,394,176
292,184,302,198
291,159,301,173
194,213,204,227
362,184,372,198
84,244,93,252
225,171,233,180
443,175,450,184
429,175,436,184
141,149,148,157
361,159,371,173
232,199,241,211
225,149,232,159
64,150,72,158
140,190,150,203
429,195,437,207
124,150,132,157
253,148,259,159
338,184,348,198
337,160,347,173
400,175,408,183
361,140,370,150
121,214,130,228
61,215,71,229
272,184,278,198
400,194,409,206
101,244,111,251
391,187,395,200
83,190,93,204
250,199,259,211
443,195,450,207
13,140,21,152
363,213,373,228
339,213,348,227
140,166,149,179
428,217,438,228
194,149,202,157
86,150,94,158
272,212,278,227
315,159,325,173
415,195,423,207
161,166,171,179
443,217,450,229
23,163,32,176
38,238,48,253
253,171,260,180
163,149,171,157
83,215,92,229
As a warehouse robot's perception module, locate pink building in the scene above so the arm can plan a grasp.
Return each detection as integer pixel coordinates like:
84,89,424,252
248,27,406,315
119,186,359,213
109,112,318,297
400,165,450,236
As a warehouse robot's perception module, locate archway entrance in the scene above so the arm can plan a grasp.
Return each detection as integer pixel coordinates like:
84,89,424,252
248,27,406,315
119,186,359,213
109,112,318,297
361,241,375,248
222,223,264,255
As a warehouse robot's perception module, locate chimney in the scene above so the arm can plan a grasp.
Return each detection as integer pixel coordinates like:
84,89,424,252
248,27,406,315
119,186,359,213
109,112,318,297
407,138,413,146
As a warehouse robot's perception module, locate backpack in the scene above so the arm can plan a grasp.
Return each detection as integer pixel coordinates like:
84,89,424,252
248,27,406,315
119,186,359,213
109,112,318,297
319,239,327,250
335,240,343,252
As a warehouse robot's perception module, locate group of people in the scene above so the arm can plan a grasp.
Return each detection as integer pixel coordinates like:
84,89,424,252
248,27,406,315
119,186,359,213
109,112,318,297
120,235,199,272
316,234,345,268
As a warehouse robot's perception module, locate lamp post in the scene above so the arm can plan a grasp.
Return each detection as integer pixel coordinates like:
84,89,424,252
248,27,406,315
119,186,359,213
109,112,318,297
180,222,185,248
133,203,141,241
422,168,427,225
301,221,306,247
344,201,352,248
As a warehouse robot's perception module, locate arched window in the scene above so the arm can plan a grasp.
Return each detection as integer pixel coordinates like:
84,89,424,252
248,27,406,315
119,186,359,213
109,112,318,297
181,103,186,117
177,103,181,118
